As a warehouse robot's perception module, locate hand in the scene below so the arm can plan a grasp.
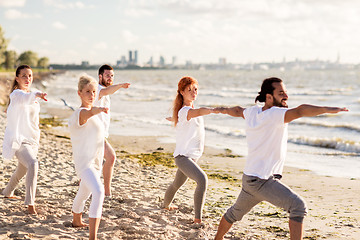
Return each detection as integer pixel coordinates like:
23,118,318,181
328,107,349,113
166,116,173,122
121,83,131,89
36,92,48,101
101,107,109,114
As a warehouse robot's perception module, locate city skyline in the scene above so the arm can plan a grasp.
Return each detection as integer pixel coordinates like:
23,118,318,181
1,0,360,65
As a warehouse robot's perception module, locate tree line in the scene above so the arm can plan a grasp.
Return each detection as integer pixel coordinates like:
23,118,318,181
0,25,50,70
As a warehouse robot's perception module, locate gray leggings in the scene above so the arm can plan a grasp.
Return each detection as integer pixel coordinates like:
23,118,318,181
164,155,208,219
224,174,307,224
2,143,39,205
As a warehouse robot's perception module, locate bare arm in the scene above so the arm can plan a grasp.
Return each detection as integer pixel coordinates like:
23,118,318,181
187,107,220,120
285,104,348,123
215,106,245,118
79,107,108,126
99,83,130,99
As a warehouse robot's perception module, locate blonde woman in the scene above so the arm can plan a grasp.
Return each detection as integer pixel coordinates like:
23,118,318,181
2,65,47,214
68,75,108,240
163,76,219,224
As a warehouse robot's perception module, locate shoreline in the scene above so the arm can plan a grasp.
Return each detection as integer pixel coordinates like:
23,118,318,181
0,108,359,239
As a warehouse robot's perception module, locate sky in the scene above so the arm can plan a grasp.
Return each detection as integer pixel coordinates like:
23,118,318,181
1,0,360,65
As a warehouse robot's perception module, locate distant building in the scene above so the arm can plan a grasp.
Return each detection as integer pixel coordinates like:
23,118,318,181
81,61,89,66
129,51,133,65
172,56,177,66
147,56,153,67
219,58,226,65
159,56,165,67
134,50,138,65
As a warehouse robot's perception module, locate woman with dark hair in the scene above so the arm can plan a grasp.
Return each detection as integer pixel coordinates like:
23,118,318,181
2,65,47,214
163,76,219,224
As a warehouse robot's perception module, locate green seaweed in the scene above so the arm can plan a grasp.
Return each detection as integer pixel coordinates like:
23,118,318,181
123,151,176,168
40,117,64,128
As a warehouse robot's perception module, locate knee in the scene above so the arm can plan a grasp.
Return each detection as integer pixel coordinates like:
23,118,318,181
93,187,105,201
289,196,307,220
196,173,208,189
105,154,116,166
224,205,244,224
28,160,39,172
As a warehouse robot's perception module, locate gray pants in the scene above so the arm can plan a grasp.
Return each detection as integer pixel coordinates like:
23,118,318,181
224,174,307,224
2,143,39,206
164,155,208,219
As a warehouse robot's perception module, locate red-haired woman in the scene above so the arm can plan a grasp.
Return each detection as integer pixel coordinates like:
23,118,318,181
163,76,219,224
2,65,47,214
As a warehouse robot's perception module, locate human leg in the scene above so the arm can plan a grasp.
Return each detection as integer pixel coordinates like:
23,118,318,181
174,155,208,222
215,175,263,239
289,219,304,240
72,177,92,227
16,144,39,207
3,144,39,213
214,216,233,240
72,167,104,231
89,217,101,240
2,161,27,198
102,139,116,197
258,177,307,240
163,168,188,209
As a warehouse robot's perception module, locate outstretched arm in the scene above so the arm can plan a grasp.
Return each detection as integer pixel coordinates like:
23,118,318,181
187,107,220,120
215,106,245,118
79,107,108,125
99,83,130,99
285,104,348,123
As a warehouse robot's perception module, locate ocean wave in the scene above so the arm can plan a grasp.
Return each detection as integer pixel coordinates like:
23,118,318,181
293,119,360,132
205,125,246,138
289,136,360,154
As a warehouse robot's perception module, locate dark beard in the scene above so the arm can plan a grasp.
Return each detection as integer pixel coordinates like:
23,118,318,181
273,97,288,108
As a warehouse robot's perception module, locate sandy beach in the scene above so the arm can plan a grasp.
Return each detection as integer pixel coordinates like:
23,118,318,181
0,76,359,239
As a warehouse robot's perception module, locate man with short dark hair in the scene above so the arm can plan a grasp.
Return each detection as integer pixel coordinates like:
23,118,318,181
95,64,130,197
214,77,348,240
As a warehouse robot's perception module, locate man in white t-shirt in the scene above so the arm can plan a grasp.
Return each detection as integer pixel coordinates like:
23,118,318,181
214,77,348,240
94,64,130,197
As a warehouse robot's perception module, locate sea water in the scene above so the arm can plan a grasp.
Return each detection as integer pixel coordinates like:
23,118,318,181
43,69,360,179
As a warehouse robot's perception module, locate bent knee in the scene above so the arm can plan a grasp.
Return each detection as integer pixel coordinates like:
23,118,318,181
196,173,208,188
289,196,307,219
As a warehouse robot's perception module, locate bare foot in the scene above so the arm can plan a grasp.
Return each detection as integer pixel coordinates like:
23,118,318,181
4,195,21,200
72,212,88,228
164,205,178,211
71,222,89,228
27,205,37,215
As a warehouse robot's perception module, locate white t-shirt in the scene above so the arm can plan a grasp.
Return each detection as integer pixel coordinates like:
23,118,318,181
68,107,105,177
243,105,288,179
93,84,111,138
2,89,41,160
173,106,205,160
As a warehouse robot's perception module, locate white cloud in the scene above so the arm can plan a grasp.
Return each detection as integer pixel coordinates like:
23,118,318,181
124,8,154,17
0,0,26,7
4,9,41,19
43,0,86,9
120,30,139,43
93,42,108,50
53,21,67,29
163,19,182,28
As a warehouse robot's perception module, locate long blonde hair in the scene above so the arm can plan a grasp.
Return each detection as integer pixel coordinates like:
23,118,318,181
172,76,198,126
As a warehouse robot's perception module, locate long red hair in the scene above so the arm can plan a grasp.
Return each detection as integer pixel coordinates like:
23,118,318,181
172,76,198,126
